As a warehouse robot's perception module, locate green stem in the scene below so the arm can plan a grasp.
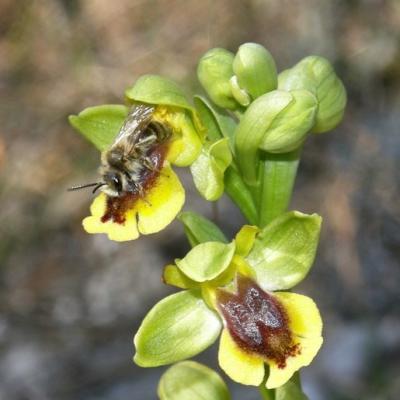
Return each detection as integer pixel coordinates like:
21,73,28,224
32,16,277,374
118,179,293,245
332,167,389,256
258,147,301,228
259,368,275,400
224,166,258,224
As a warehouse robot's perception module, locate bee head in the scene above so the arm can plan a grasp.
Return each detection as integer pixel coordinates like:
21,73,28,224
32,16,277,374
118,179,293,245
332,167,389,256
103,171,123,196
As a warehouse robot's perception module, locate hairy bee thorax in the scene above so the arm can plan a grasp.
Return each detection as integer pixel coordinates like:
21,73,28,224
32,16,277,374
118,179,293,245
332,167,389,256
99,105,172,222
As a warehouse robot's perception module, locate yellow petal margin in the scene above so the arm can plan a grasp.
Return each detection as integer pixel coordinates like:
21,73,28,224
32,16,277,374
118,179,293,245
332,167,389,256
218,328,265,386
82,164,185,242
266,292,323,389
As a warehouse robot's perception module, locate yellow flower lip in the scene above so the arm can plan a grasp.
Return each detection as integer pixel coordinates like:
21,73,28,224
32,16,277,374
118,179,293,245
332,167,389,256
217,275,299,369
216,274,323,389
83,162,185,242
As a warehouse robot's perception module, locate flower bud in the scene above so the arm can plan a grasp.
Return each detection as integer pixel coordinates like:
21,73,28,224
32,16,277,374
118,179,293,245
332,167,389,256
232,42,277,100
197,48,238,110
278,56,347,133
235,90,317,185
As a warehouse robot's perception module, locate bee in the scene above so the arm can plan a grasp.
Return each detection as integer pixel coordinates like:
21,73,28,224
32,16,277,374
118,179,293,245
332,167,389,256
69,104,172,198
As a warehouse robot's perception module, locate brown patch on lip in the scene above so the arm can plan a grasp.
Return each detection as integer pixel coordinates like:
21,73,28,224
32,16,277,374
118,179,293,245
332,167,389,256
217,275,300,368
101,144,168,224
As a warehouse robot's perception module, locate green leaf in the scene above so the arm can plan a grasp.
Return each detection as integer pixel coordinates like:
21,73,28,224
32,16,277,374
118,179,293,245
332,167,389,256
175,241,236,282
246,211,322,290
68,104,128,151
278,56,347,133
134,290,221,367
233,42,277,100
158,361,231,400
178,211,228,247
275,380,309,400
190,138,232,201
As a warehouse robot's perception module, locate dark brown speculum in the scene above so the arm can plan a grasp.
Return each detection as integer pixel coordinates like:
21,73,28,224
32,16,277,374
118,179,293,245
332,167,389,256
101,145,167,224
217,275,300,368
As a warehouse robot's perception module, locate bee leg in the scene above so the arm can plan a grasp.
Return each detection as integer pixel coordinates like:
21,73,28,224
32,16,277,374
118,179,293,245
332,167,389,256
143,157,157,171
143,157,170,179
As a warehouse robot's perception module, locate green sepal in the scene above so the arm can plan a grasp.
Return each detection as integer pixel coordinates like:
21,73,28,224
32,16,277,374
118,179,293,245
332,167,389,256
190,138,232,201
235,90,317,185
125,74,192,112
134,290,221,367
234,225,259,257
193,95,236,148
68,104,128,151
178,211,228,247
233,42,277,100
158,361,231,400
125,74,204,136
163,264,199,289
278,56,347,133
197,48,239,110
246,211,322,290
175,241,236,282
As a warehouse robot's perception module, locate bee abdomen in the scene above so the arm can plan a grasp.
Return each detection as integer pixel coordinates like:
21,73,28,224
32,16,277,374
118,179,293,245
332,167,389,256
147,121,172,143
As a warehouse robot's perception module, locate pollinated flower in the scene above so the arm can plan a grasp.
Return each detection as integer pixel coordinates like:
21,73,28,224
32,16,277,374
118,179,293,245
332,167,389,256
69,75,204,241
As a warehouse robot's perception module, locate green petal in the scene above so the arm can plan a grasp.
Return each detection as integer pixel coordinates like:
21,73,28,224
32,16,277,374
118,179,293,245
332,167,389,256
68,104,128,151
178,211,228,247
190,138,232,201
163,264,199,289
234,225,259,257
176,241,236,282
158,361,231,400
134,290,221,367
246,211,322,290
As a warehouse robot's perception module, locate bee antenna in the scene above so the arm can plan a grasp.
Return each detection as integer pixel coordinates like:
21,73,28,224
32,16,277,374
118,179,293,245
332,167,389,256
67,182,103,192
92,183,106,193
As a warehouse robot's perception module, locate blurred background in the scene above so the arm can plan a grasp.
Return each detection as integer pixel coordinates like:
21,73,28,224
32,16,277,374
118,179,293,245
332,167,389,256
0,0,399,399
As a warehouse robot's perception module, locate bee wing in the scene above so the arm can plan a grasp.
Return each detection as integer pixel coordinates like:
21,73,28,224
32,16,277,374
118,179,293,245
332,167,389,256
112,104,155,151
